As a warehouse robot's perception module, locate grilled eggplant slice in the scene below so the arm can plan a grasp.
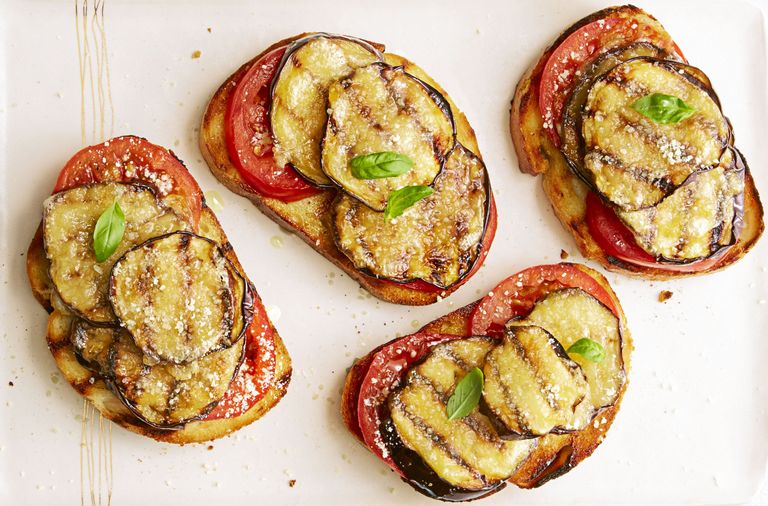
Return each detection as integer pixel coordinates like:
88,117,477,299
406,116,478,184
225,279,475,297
109,332,245,429
109,232,241,365
322,63,455,210
511,288,625,410
618,149,744,261
581,58,729,211
43,182,188,324
333,144,488,288
483,325,592,436
71,320,120,375
388,338,535,492
270,34,383,186
561,43,677,182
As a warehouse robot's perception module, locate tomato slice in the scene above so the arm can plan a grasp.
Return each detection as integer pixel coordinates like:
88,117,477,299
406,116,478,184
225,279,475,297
225,46,321,202
379,194,498,293
204,296,276,421
585,191,720,273
356,332,464,474
539,15,680,147
53,136,202,229
469,263,618,337
342,352,378,444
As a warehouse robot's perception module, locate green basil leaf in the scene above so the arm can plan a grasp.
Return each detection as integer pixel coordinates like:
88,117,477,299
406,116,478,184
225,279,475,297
630,93,695,124
349,151,414,179
446,367,484,421
566,338,605,363
93,201,125,262
384,185,433,221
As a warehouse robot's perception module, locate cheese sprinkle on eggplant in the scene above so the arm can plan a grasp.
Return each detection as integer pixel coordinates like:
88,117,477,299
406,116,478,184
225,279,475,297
270,35,382,186
582,58,729,211
389,338,535,491
483,325,592,436
109,232,240,365
43,182,188,324
618,153,743,261
333,145,488,288
511,288,625,409
322,63,454,210
109,332,244,428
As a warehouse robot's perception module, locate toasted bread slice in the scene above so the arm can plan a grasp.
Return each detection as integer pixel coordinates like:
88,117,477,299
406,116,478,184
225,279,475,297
342,263,632,489
199,35,494,305
510,5,764,279
28,205,291,444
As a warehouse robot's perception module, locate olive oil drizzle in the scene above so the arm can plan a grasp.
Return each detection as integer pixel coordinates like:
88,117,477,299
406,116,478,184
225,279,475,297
75,1,115,504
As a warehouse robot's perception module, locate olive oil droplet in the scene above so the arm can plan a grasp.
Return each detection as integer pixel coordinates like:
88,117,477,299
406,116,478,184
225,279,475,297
204,190,225,212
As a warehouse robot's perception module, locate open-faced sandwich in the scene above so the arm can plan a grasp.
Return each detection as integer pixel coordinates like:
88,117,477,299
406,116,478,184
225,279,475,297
27,136,291,443
200,33,496,305
342,263,630,501
510,5,763,278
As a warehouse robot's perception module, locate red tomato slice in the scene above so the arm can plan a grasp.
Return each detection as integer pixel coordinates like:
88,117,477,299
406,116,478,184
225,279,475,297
469,263,619,337
356,332,464,474
204,296,276,421
54,136,202,229
225,46,321,202
342,352,378,444
539,15,680,147
380,194,498,293
585,191,720,273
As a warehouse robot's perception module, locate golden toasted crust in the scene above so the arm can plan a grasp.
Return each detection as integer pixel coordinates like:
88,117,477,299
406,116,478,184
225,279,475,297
509,5,764,279
199,34,492,305
28,206,291,444
341,264,632,489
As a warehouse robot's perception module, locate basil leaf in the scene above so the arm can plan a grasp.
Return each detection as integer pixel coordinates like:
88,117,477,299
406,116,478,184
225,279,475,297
446,367,484,421
566,338,605,363
630,93,695,124
349,151,414,179
93,201,125,262
384,185,433,221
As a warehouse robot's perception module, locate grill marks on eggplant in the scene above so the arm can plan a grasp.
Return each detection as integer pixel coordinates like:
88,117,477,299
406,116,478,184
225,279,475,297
43,182,188,324
618,151,744,261
109,332,245,429
333,145,487,288
41,178,266,434
483,326,591,436
513,288,625,409
109,232,239,365
558,46,746,263
388,338,535,491
561,43,675,177
384,286,628,494
270,35,383,186
322,63,455,210
582,58,729,211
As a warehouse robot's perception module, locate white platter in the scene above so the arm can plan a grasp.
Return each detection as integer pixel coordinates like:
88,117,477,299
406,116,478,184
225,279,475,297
1,0,767,504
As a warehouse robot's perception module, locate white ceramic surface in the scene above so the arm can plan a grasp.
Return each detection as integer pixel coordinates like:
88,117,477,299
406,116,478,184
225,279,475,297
1,1,767,504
